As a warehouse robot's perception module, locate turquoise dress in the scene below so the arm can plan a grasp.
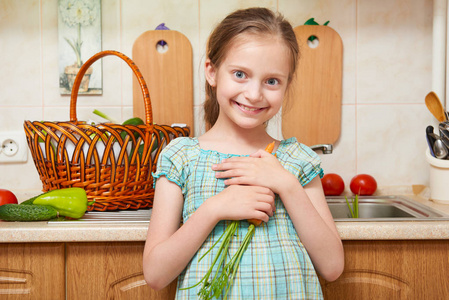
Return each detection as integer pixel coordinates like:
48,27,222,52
153,137,324,299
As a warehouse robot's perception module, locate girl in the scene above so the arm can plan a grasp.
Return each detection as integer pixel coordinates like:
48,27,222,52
143,7,344,299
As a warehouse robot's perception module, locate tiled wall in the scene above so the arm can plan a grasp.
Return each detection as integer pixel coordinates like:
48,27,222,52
0,0,435,192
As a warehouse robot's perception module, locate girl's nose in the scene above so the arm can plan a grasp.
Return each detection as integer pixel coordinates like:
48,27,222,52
243,81,262,102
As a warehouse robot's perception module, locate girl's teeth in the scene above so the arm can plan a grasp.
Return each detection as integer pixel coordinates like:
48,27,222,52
240,104,259,111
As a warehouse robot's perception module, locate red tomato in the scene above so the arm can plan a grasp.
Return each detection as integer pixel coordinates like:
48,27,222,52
0,189,18,206
321,173,345,196
350,174,377,196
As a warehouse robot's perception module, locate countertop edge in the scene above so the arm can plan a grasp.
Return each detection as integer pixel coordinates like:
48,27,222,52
2,220,449,243
336,221,449,240
0,223,149,243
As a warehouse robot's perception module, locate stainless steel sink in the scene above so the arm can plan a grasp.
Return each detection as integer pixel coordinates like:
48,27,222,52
47,196,448,224
48,209,152,224
327,196,449,221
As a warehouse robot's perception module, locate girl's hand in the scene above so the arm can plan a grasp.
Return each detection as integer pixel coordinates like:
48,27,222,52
212,149,296,195
207,184,275,223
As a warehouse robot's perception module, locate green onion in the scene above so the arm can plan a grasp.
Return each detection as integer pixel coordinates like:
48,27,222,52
93,109,118,123
181,221,257,300
345,194,359,218
180,221,256,300
183,142,275,299
180,221,240,299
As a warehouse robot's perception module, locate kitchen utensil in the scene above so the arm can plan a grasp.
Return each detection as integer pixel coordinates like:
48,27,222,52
132,30,193,128
282,25,343,146
440,121,449,147
425,92,446,122
441,121,449,130
433,138,448,159
438,125,449,148
426,125,436,157
440,122,449,149
439,121,449,131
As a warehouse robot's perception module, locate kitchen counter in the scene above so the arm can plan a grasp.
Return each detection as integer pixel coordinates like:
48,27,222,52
2,185,449,243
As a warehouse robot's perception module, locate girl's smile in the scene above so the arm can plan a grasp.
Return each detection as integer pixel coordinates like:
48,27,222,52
233,100,266,114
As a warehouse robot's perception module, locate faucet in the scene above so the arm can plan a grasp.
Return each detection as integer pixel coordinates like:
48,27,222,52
310,144,333,154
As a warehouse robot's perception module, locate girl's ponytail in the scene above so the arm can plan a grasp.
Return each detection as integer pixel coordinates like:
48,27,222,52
204,82,220,129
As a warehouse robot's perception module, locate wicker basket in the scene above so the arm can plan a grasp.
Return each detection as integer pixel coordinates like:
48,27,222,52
24,50,190,211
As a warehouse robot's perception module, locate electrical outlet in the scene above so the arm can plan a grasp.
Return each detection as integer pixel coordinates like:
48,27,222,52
0,131,28,163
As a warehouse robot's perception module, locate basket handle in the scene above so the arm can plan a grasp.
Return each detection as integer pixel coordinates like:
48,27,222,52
69,50,153,126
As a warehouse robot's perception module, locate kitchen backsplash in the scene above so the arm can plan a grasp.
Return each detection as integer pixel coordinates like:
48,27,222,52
0,0,435,192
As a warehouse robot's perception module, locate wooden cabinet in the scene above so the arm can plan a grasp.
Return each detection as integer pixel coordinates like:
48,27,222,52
0,242,175,300
2,240,448,299
0,243,65,299
320,240,449,300
66,242,176,300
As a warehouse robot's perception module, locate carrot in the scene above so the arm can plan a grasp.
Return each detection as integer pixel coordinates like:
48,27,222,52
181,142,277,299
265,141,276,153
248,219,263,226
247,141,275,226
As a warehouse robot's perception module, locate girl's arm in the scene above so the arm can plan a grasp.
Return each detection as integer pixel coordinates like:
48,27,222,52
143,177,216,290
277,175,344,282
143,176,275,290
214,150,344,282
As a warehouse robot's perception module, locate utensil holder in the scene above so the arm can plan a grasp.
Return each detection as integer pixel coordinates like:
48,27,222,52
426,148,449,204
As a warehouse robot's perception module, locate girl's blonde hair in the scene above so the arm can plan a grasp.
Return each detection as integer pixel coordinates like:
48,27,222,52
204,7,299,128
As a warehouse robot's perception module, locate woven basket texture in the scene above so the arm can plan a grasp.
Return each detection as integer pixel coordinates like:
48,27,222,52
24,50,190,211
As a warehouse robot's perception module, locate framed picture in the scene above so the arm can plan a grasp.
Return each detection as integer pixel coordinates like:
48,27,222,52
58,0,102,95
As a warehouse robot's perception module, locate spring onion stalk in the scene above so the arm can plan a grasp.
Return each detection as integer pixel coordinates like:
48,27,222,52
345,194,359,218
221,224,255,298
179,221,239,297
93,109,119,123
182,142,275,299
181,221,257,300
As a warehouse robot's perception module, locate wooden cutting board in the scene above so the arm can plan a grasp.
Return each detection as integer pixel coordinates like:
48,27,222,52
132,30,193,128
282,25,343,146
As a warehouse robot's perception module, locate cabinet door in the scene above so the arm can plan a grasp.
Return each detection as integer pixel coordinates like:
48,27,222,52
66,242,176,300
320,240,449,300
0,243,65,300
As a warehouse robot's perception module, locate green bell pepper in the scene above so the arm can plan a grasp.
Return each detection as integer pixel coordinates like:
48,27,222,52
32,187,89,219
122,117,145,126
92,109,163,160
120,117,145,140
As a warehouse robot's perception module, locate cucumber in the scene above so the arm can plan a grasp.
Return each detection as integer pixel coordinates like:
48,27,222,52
19,192,48,205
19,198,36,205
0,204,58,221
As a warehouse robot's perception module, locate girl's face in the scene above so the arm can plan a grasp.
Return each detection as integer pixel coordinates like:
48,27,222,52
205,34,291,130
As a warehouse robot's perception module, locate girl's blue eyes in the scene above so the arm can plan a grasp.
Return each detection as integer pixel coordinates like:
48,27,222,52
267,78,279,85
234,71,245,79
233,71,279,86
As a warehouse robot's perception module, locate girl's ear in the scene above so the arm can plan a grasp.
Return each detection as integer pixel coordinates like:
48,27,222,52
205,58,217,87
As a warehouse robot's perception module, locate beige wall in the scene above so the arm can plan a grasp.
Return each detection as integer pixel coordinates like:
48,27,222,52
0,0,434,192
